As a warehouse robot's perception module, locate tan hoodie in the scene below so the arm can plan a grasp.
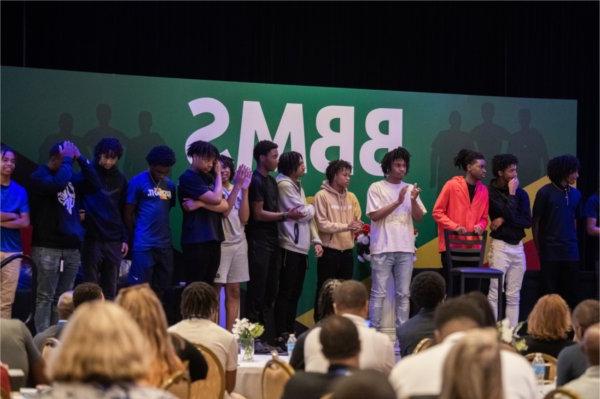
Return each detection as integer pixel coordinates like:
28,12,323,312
313,180,362,251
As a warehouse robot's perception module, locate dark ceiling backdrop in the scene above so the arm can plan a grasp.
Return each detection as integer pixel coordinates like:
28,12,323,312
2,1,598,194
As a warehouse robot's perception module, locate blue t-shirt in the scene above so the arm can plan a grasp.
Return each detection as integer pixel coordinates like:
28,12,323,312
584,194,599,225
178,169,224,245
126,171,176,250
1,181,29,252
532,183,582,261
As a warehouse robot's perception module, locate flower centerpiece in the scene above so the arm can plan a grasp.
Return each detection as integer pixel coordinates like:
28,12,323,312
232,318,265,361
497,318,528,352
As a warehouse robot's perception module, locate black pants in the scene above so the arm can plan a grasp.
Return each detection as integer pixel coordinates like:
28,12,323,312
274,249,308,337
183,242,221,284
82,239,122,300
245,238,280,342
314,247,354,322
540,260,579,309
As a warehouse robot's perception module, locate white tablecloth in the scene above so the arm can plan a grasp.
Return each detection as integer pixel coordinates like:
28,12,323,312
234,354,290,399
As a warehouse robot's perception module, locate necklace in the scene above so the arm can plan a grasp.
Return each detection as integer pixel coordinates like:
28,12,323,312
149,171,161,188
552,182,569,206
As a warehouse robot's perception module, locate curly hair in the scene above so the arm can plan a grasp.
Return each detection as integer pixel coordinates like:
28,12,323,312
0,144,15,157
253,140,278,162
94,137,123,160
491,153,518,178
325,159,352,184
454,149,485,171
527,294,572,340
180,282,219,320
381,147,411,175
219,155,235,183
186,140,219,160
145,145,176,167
410,271,446,310
278,151,303,177
547,154,580,185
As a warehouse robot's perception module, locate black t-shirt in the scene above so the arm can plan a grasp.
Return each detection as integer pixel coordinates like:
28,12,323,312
467,182,476,202
178,169,224,245
247,170,279,242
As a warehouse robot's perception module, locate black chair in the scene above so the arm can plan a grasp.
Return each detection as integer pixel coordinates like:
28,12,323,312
1,253,37,332
443,230,504,319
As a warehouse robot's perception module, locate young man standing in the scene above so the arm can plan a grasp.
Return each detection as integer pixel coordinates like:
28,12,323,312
487,154,532,327
124,145,176,299
274,151,323,346
0,145,30,319
29,141,99,332
80,138,129,300
245,140,303,345
313,160,362,320
178,140,232,285
533,154,582,309
366,147,426,331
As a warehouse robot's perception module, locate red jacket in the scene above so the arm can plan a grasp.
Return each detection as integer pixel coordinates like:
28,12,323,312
432,176,489,252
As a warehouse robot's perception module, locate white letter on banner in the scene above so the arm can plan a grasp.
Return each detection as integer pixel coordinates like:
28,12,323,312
310,106,355,174
238,101,305,169
186,97,230,163
359,108,403,176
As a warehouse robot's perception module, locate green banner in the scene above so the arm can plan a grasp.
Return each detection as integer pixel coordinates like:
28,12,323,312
1,66,577,321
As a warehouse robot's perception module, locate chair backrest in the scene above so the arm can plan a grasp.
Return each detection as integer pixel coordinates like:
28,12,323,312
525,352,558,382
191,344,226,399
41,337,61,363
413,337,434,354
543,387,581,399
443,230,487,267
262,354,295,399
161,367,191,399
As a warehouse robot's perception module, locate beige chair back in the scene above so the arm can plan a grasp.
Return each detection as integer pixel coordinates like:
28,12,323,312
191,344,226,399
413,337,434,354
161,367,191,399
261,353,295,399
525,352,558,382
543,387,581,399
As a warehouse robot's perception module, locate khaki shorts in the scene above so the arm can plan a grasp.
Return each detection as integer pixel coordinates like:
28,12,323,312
214,239,249,284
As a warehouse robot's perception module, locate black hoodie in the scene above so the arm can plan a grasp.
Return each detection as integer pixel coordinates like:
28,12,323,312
488,178,532,245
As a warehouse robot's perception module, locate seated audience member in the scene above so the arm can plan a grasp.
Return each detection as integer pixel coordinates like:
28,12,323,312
40,301,175,399
522,294,574,358
290,278,341,370
116,284,185,388
0,318,48,387
562,323,600,399
389,296,537,399
440,328,503,399
396,271,445,357
331,369,397,399
558,299,600,385
72,282,104,308
465,291,497,327
169,333,208,383
283,315,360,399
33,290,73,351
304,280,395,375
167,282,238,395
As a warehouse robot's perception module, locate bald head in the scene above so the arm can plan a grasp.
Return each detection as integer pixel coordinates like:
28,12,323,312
333,280,368,316
583,323,600,366
57,290,74,320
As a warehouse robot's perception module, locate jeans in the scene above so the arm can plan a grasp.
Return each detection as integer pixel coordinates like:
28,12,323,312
487,238,526,328
32,246,80,333
369,251,414,330
82,239,122,300
274,249,308,337
128,247,173,299
313,247,354,322
245,238,280,343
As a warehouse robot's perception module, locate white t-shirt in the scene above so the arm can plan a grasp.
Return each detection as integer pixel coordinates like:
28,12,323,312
366,180,427,255
222,186,245,245
168,318,238,371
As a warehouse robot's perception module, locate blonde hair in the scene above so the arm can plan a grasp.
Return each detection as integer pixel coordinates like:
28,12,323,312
527,294,572,340
439,328,503,399
47,301,150,383
115,284,183,386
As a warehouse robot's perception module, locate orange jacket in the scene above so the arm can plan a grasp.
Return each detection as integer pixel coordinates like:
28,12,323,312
432,176,489,252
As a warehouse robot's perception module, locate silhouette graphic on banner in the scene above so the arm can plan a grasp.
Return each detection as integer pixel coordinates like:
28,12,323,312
124,111,165,178
508,109,549,186
38,113,85,163
83,104,129,161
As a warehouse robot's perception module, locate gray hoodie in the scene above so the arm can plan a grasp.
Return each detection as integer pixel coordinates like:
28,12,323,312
276,173,322,254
